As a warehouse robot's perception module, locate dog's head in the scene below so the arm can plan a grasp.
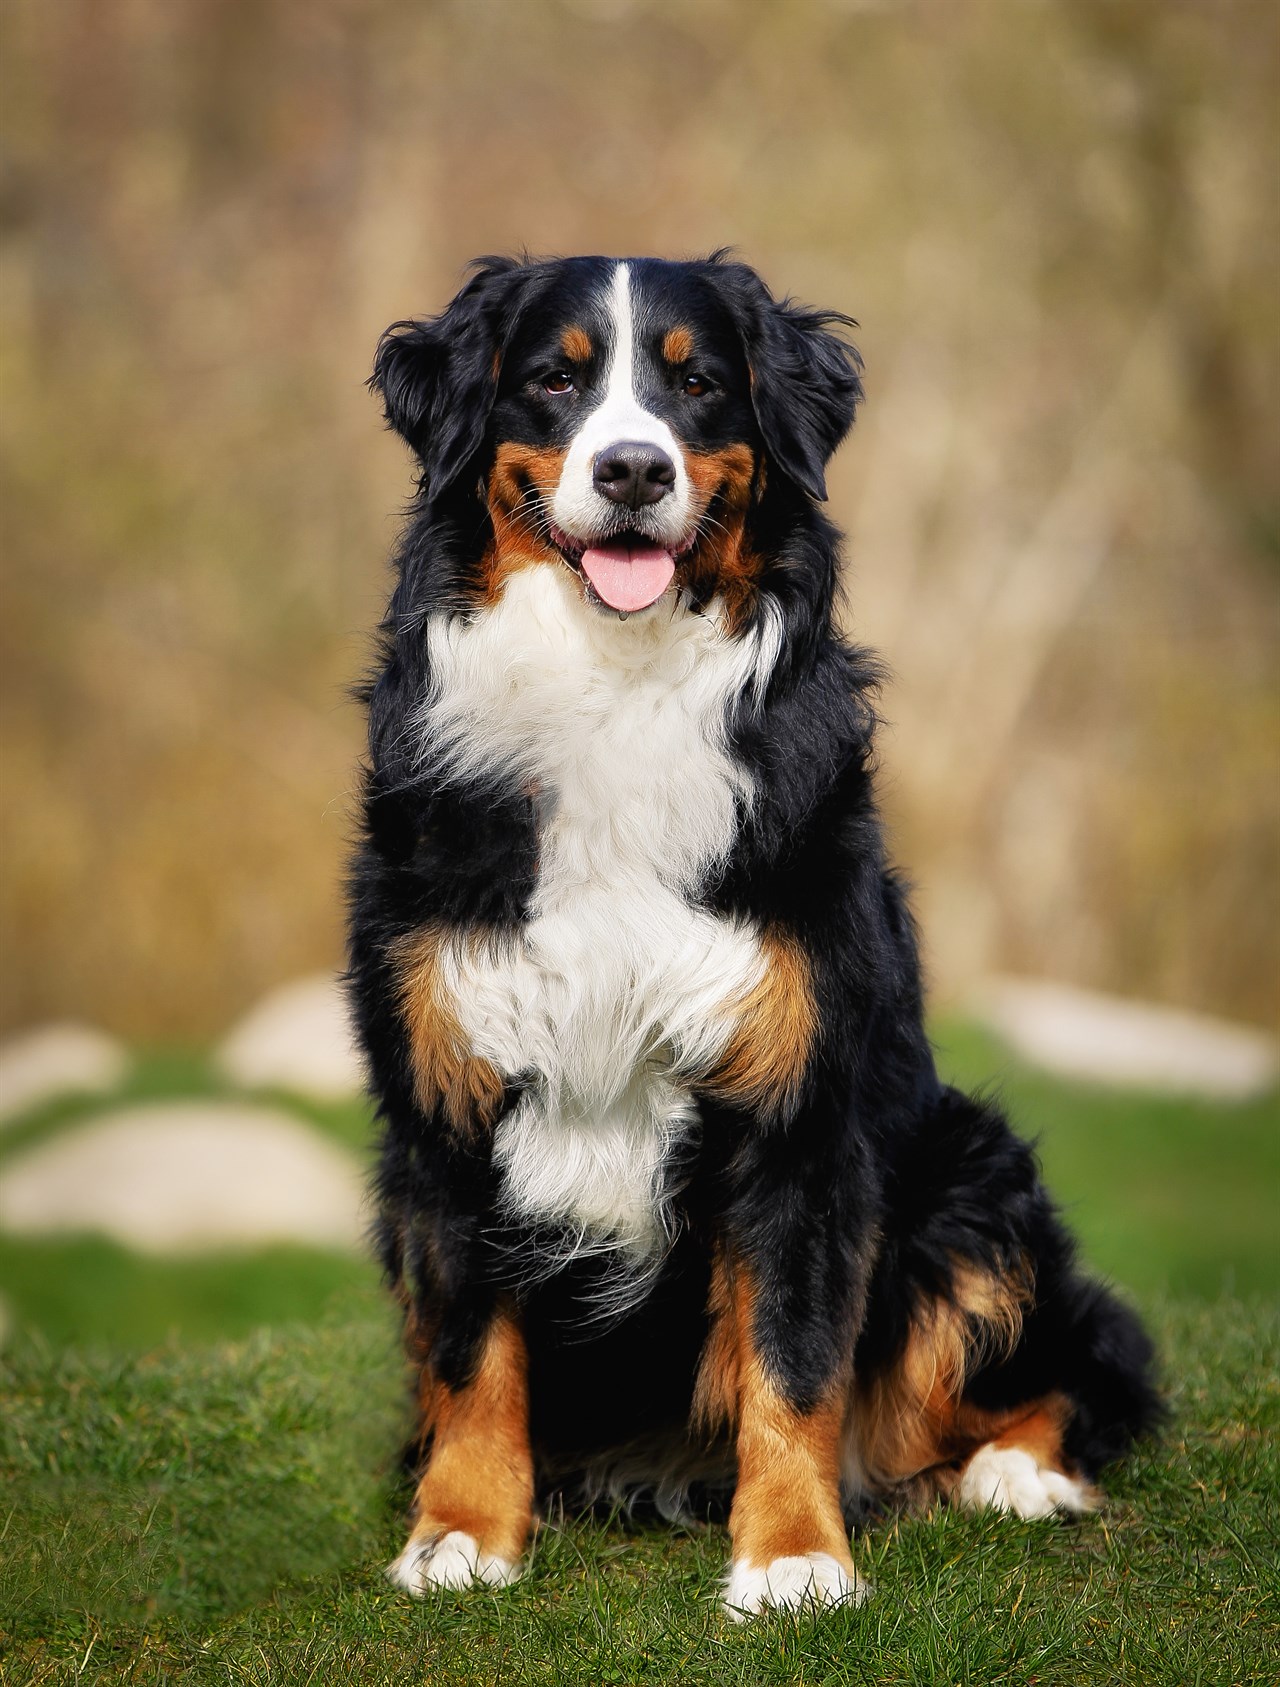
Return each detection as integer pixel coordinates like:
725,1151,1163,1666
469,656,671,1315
372,255,862,622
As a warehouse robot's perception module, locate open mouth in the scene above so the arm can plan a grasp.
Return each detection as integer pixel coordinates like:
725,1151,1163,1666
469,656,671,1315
548,523,695,615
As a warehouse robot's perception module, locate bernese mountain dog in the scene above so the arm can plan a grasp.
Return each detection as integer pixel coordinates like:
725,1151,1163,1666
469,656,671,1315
347,253,1160,1617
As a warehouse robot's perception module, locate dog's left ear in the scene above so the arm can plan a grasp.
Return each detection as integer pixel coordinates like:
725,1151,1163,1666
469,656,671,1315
712,260,863,502
370,257,528,494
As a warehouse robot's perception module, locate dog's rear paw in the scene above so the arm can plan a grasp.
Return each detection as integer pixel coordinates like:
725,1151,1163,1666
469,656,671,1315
957,1444,1096,1520
723,1551,869,1620
387,1530,523,1595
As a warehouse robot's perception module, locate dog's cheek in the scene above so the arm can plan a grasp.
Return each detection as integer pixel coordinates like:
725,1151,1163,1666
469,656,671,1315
680,444,763,630
477,442,570,604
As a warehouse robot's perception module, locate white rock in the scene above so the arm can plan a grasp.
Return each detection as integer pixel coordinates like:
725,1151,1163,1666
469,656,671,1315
0,1102,365,1252
974,976,1279,1100
0,1023,130,1127
215,974,366,1100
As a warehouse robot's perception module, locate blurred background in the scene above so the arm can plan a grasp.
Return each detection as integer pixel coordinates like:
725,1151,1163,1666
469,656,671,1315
0,0,1276,1347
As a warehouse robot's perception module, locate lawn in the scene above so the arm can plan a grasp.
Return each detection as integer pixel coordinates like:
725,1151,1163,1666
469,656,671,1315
2,1298,1276,1686
0,1028,1277,1684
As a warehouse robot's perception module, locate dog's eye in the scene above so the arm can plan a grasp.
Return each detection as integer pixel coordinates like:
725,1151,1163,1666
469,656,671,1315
683,372,712,397
544,371,575,395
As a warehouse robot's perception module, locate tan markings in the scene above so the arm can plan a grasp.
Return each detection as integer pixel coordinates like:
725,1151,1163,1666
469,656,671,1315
930,1392,1091,1507
407,1306,535,1564
692,1243,742,1435
701,927,816,1117
853,1258,1036,1485
401,1294,442,1385
662,325,695,365
560,325,593,365
681,443,762,633
734,1366,851,1566
988,1394,1072,1465
696,1256,854,1569
391,927,505,1135
479,441,570,604
684,443,758,511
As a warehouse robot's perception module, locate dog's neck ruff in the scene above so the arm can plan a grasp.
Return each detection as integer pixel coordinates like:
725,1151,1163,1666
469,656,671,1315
415,564,782,1269
418,562,778,791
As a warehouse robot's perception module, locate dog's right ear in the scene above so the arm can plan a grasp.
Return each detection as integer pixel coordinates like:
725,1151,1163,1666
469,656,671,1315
370,257,528,494
704,255,862,503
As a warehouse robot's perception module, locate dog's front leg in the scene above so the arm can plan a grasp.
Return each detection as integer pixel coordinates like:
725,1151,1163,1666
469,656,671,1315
694,936,873,1617
388,1301,533,1594
700,1236,869,1620
697,1093,873,1614
373,924,534,1594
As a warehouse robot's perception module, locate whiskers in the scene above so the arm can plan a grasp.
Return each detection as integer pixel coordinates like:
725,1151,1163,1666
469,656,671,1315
507,471,711,563
510,477,562,549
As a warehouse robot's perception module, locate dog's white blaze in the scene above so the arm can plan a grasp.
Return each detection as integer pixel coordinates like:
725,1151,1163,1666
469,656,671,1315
418,564,781,1257
549,262,693,552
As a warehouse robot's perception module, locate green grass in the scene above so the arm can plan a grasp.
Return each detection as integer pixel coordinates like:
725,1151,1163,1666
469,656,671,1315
1,1032,1276,1679
0,1049,379,1350
0,1234,376,1351
2,1297,1276,1685
931,1020,1280,1301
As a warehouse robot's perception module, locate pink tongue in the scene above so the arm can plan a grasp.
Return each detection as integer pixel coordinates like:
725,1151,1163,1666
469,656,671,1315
580,541,676,612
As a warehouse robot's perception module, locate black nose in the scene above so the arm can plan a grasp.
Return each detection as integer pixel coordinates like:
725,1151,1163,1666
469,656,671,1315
592,441,676,509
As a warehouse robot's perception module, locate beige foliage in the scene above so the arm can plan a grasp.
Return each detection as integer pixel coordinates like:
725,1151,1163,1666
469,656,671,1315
1,0,1276,1036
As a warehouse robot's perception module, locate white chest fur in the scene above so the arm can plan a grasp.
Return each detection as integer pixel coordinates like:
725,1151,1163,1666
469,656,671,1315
416,565,780,1258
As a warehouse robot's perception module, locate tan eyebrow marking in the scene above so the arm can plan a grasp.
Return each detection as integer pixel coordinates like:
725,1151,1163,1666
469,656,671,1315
560,325,593,364
663,326,695,365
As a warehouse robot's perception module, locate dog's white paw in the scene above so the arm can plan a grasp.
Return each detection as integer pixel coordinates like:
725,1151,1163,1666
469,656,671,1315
723,1551,868,1621
386,1530,523,1595
958,1444,1095,1520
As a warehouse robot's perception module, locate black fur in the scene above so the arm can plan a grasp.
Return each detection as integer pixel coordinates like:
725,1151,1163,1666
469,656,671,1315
348,253,1160,1540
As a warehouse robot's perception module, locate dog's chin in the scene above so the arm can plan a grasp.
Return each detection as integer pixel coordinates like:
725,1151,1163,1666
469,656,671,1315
548,522,696,618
